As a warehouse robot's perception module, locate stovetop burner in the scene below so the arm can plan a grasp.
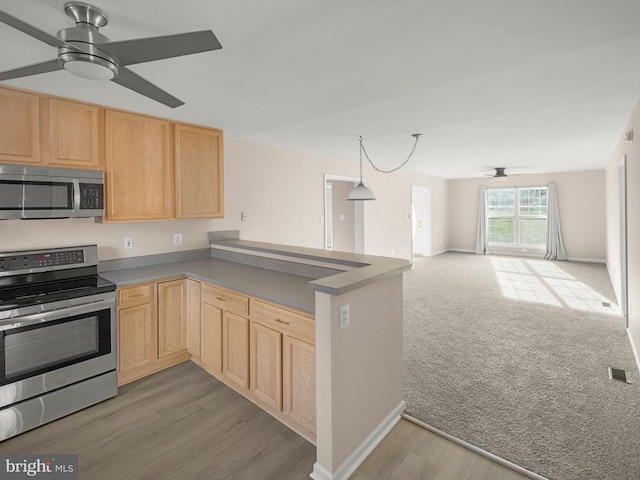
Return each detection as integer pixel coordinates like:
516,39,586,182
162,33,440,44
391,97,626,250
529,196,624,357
0,275,116,311
0,245,116,312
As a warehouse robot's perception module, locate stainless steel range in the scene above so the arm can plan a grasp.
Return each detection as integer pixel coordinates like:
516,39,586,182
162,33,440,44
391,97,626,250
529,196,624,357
0,245,117,441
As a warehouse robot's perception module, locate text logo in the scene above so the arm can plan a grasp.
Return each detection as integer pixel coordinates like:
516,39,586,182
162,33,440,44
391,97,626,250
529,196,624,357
1,455,77,479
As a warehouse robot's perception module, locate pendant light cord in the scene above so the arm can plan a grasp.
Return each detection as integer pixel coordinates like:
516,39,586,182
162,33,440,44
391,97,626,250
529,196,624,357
359,134,421,174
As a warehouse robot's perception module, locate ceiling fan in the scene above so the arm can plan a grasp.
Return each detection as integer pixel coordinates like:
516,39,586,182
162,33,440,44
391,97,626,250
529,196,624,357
485,167,508,178
0,2,222,108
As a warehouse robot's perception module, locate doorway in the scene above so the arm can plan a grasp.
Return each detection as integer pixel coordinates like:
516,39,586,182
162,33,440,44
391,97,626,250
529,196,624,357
324,174,364,254
411,185,431,257
619,155,628,322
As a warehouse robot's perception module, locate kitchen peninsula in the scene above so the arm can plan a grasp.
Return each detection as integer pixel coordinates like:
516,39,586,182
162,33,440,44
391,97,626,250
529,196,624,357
100,231,412,480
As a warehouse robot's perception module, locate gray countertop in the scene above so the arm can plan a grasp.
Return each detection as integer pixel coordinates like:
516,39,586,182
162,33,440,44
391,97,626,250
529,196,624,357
100,237,413,314
211,239,413,295
100,257,316,314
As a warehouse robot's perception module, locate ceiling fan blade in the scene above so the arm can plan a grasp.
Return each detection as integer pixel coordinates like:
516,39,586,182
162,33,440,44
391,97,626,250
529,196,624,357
98,30,222,67
0,59,62,81
0,9,70,48
112,67,184,108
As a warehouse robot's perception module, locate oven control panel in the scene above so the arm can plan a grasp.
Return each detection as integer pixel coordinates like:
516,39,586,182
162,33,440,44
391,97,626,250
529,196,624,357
0,249,85,272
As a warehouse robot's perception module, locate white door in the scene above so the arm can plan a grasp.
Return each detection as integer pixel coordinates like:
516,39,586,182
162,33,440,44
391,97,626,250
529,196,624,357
620,155,628,321
411,186,431,257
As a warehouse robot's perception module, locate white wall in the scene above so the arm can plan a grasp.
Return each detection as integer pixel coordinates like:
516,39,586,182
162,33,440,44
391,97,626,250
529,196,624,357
448,170,607,261
605,99,640,365
0,136,448,261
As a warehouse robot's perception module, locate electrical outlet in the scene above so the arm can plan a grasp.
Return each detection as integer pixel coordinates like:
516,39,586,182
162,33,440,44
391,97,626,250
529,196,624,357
124,237,133,250
173,233,182,246
241,211,247,222
340,304,350,329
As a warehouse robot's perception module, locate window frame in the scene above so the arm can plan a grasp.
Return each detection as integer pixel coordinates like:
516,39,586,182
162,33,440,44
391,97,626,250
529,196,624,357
486,186,548,247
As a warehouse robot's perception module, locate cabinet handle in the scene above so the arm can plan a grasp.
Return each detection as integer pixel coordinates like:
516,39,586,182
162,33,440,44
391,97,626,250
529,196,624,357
216,297,227,302
275,318,290,325
128,293,144,298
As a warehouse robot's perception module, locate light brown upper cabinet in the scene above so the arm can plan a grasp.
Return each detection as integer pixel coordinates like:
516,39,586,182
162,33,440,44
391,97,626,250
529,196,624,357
104,109,174,221
0,87,41,165
174,124,224,218
0,86,101,169
47,98,101,169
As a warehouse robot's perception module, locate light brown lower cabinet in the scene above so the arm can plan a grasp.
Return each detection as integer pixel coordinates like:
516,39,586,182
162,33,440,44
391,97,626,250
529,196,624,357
118,302,155,374
117,279,190,385
197,283,250,394
157,279,187,358
223,311,250,390
118,278,316,442
251,300,316,441
200,302,223,373
250,322,283,412
283,335,316,434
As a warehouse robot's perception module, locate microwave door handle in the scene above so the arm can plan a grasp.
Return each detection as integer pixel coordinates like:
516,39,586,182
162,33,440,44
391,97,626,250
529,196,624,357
0,300,114,332
73,179,81,214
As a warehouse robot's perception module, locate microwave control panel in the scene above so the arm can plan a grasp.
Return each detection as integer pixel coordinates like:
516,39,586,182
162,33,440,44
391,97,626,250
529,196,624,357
79,183,104,210
0,250,85,272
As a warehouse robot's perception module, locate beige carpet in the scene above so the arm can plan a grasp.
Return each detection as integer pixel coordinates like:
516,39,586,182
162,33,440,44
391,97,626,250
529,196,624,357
403,252,640,480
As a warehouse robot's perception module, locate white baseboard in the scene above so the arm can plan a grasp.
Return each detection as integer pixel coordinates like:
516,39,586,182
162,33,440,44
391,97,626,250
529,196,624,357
422,249,606,264
310,400,406,480
628,328,640,374
566,256,606,264
447,248,474,254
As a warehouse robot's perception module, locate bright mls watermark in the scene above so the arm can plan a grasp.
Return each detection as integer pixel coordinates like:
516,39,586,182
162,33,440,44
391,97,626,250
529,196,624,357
1,455,77,479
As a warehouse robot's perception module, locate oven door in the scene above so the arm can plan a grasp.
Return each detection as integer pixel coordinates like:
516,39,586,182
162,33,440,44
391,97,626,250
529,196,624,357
0,293,116,408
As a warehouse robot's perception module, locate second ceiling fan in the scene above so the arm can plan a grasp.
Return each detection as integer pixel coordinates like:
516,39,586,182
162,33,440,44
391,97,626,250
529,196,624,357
0,2,223,108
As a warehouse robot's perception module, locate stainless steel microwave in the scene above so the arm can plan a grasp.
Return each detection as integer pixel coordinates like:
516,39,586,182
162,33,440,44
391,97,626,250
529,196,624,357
0,164,104,219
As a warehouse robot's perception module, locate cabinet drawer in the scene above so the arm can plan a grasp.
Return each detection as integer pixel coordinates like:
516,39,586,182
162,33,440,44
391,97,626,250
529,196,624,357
118,284,153,308
201,284,249,316
252,300,314,345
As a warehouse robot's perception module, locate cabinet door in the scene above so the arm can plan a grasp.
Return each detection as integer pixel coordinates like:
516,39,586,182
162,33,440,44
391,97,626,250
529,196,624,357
250,322,282,411
47,98,100,169
0,87,41,164
174,124,223,219
223,311,250,390
186,279,201,357
157,280,187,358
105,110,173,221
201,302,223,373
283,336,316,433
118,303,155,374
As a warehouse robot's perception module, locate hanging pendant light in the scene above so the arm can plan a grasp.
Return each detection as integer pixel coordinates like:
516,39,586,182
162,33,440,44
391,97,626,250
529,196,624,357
347,136,376,201
347,134,422,201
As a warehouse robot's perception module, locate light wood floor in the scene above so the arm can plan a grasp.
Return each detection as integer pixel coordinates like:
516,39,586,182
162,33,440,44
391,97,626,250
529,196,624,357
0,361,530,480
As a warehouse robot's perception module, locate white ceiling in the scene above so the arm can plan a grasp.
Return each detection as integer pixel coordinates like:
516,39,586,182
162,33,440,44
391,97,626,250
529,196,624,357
1,0,639,179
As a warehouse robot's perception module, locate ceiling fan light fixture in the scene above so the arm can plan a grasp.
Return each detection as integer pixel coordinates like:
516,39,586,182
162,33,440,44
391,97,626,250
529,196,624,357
347,182,376,201
59,52,118,80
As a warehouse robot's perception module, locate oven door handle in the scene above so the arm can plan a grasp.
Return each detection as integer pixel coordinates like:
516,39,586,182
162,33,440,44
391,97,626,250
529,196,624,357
0,299,114,332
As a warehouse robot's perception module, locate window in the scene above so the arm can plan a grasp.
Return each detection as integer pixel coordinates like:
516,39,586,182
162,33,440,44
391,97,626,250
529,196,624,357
487,187,548,246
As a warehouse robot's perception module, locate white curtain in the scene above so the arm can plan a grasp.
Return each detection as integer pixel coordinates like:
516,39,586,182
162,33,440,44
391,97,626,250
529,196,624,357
545,183,567,260
475,187,488,254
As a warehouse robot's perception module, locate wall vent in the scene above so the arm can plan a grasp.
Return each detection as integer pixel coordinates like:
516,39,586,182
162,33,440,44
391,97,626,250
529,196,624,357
601,301,611,308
